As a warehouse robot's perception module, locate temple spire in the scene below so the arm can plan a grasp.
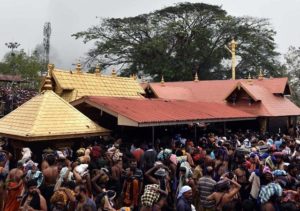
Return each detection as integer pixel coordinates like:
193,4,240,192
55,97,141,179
258,69,264,80
161,75,165,86
42,64,53,91
95,64,101,76
247,73,253,85
76,63,82,73
133,74,137,80
111,68,116,77
194,72,199,82
225,38,237,80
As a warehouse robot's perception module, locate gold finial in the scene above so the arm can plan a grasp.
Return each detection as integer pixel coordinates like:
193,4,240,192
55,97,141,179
42,65,53,91
95,64,101,76
111,68,116,77
161,75,165,86
76,63,82,73
258,69,264,80
247,73,253,85
194,72,199,82
48,64,54,72
225,38,237,80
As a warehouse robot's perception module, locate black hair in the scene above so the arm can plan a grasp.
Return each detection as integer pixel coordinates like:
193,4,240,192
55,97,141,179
62,180,76,190
46,154,56,165
280,202,298,211
77,185,87,193
242,199,255,211
26,179,37,188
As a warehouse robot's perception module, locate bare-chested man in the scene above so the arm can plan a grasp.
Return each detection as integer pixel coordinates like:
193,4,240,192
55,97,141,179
0,150,10,211
4,160,24,211
40,154,58,210
207,177,241,211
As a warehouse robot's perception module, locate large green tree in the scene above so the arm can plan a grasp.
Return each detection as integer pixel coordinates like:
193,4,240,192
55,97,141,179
73,2,283,81
284,46,300,106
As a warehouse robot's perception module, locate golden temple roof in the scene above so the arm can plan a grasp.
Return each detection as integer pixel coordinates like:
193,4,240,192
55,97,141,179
47,66,145,102
0,90,109,141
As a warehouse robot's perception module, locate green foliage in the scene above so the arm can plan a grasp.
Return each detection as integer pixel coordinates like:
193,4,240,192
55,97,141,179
73,2,283,81
0,46,43,88
284,46,300,106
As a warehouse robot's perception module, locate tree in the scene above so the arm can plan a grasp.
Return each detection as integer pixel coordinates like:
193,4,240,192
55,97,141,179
1,45,44,89
73,2,283,81
284,46,300,105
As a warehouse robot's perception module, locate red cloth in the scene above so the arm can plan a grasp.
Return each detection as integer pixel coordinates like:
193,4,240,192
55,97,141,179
4,182,23,211
91,146,102,158
132,148,144,162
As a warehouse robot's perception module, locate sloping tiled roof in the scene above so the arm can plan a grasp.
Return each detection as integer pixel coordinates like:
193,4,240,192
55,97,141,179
71,96,255,127
227,82,300,117
0,90,109,141
147,78,289,102
0,74,24,82
50,68,145,102
146,77,300,117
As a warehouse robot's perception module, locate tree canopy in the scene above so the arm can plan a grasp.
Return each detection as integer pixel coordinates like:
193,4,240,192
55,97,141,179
0,45,43,89
284,46,300,105
73,2,283,81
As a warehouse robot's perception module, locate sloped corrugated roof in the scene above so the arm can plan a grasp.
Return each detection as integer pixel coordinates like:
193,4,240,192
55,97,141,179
147,78,289,102
0,90,109,141
146,77,299,117
71,96,255,127
229,82,300,117
50,69,145,102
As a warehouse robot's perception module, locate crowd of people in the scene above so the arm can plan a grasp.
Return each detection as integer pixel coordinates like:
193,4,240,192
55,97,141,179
0,86,37,115
0,128,299,211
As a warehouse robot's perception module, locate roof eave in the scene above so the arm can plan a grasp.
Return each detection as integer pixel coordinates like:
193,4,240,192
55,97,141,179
137,117,257,127
0,131,110,142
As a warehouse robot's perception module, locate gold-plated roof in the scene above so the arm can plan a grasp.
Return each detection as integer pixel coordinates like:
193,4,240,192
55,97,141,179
50,68,145,102
0,90,109,141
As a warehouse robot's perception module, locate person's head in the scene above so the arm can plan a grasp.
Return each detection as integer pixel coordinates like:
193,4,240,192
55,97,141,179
273,152,283,163
178,185,192,202
249,153,257,164
26,179,38,195
46,153,56,166
74,185,88,201
179,166,187,177
52,201,66,211
51,191,67,211
204,166,214,177
215,179,230,192
154,168,167,179
280,202,298,211
287,164,298,177
242,199,255,211
24,160,38,173
235,152,245,164
129,160,137,171
96,169,110,185
61,180,76,190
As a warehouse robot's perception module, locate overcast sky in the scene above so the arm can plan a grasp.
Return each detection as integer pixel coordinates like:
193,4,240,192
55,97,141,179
1,0,300,70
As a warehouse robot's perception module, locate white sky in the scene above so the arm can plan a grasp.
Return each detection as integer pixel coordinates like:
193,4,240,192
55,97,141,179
1,0,300,69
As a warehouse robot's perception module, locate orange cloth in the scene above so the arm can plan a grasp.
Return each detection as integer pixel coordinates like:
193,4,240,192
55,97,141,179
123,179,139,207
4,182,23,211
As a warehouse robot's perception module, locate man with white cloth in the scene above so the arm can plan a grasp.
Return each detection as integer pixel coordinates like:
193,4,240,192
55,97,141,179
176,185,193,211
